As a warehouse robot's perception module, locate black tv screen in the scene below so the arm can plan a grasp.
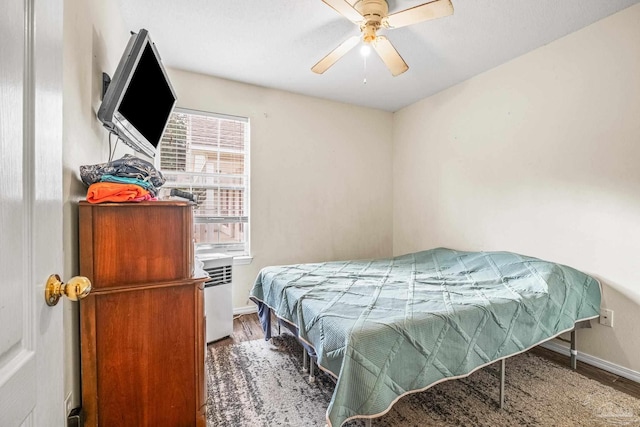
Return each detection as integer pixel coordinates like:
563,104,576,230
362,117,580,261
97,29,176,158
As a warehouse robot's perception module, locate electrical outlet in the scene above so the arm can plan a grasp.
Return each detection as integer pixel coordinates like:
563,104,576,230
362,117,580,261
599,308,614,327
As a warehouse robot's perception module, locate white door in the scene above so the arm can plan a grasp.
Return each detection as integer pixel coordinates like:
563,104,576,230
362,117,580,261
0,0,65,425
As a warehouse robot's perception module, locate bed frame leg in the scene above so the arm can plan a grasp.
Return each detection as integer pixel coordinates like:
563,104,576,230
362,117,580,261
302,348,309,373
499,358,506,409
309,357,316,383
570,330,577,370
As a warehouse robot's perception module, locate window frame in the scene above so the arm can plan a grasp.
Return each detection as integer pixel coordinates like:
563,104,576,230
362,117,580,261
157,107,251,262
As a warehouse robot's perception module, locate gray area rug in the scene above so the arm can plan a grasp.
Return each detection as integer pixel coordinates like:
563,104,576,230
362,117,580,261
206,334,640,426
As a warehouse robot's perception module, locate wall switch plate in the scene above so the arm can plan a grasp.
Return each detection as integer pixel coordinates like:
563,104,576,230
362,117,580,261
599,308,614,327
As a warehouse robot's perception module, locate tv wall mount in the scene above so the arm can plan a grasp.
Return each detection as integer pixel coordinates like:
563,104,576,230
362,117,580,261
101,73,111,100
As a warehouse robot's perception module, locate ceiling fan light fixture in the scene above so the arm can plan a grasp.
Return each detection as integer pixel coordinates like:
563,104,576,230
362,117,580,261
360,44,372,57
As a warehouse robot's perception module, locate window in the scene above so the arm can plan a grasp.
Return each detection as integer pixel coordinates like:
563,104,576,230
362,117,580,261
158,108,250,257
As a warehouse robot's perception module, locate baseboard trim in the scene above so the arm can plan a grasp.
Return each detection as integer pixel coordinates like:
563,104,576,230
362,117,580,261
540,340,640,383
233,305,258,316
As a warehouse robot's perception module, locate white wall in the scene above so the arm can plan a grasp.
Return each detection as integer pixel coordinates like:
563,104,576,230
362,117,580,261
167,69,394,309
393,4,640,372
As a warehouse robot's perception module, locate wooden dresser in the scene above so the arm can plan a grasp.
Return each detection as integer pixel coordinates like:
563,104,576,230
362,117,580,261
78,201,206,427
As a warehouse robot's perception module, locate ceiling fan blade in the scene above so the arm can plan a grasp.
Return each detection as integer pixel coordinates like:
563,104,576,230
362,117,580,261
321,0,364,23
385,0,453,29
312,35,361,74
372,36,408,76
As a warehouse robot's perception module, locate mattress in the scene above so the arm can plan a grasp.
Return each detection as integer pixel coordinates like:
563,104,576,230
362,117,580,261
249,248,601,426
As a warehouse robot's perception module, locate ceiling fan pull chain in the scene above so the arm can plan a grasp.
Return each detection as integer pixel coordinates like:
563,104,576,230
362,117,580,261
363,55,368,84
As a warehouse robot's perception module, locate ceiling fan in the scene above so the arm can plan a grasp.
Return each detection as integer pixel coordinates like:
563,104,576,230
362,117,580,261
312,0,454,76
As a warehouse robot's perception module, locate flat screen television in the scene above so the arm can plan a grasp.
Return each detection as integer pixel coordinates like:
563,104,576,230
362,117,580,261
97,29,177,158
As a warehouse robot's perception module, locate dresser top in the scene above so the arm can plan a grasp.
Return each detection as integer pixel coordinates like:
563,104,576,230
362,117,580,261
79,200,194,207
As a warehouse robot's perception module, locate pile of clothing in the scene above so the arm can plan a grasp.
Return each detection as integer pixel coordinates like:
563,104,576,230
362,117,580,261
80,154,166,204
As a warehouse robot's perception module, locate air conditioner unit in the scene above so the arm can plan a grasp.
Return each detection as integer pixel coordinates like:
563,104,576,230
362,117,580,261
198,254,233,343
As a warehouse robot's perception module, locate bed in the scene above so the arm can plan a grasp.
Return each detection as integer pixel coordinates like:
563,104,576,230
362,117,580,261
249,247,601,427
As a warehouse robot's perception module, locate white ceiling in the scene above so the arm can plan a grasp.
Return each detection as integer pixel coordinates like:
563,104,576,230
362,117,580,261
116,0,640,112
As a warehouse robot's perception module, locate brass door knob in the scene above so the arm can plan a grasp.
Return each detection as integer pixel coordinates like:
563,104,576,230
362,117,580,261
45,274,92,306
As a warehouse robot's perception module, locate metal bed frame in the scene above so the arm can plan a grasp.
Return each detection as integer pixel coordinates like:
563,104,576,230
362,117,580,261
279,319,588,426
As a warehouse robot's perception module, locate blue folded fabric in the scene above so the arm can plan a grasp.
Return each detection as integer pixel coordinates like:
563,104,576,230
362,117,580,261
99,174,157,196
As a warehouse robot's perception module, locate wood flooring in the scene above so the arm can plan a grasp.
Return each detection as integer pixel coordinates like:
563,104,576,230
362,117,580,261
209,313,640,400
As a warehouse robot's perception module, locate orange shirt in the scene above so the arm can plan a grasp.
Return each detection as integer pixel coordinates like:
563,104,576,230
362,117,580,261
86,182,151,204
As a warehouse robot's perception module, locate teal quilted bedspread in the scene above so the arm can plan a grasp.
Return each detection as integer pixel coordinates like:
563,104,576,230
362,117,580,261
249,248,601,427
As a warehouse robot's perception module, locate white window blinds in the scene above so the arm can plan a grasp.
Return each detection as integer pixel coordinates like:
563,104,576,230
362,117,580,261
159,108,250,255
